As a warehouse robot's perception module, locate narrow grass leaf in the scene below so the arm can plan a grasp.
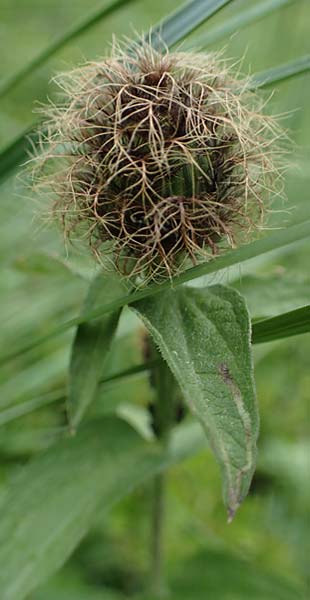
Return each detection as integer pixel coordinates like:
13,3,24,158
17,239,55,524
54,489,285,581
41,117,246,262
252,305,310,344
0,360,158,426
0,0,136,98
149,0,234,48
133,284,258,517
0,220,308,366
0,390,64,427
67,271,130,429
0,125,41,184
196,0,296,48
250,54,310,89
0,417,206,600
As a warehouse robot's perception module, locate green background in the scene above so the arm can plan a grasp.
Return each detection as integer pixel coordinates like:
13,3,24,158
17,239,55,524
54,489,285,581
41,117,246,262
0,0,309,598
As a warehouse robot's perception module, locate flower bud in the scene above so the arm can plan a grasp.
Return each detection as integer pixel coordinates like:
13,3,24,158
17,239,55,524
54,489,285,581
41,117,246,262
34,40,283,280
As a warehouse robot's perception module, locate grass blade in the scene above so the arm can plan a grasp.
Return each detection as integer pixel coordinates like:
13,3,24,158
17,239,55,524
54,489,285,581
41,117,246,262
0,360,158,426
0,390,64,427
0,125,42,184
0,220,308,366
0,0,233,99
149,0,234,48
0,0,136,99
62,221,310,323
252,305,310,344
196,0,297,48
250,54,310,89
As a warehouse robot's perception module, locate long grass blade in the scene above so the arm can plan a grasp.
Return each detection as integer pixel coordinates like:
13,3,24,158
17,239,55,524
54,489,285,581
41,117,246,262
250,54,310,89
0,125,42,184
0,390,64,427
252,305,310,344
0,220,308,366
0,0,136,99
0,0,233,100
149,0,233,48
0,360,158,426
2,302,308,427
196,0,297,48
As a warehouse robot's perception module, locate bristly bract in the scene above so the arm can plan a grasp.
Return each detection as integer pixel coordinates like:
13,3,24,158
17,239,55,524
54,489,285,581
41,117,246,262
33,39,283,281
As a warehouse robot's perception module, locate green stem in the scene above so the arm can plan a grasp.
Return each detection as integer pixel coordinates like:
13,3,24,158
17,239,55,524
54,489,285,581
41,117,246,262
149,343,177,598
151,473,166,598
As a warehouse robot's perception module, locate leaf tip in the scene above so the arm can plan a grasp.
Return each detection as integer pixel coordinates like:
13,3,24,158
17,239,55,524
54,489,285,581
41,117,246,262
227,506,237,524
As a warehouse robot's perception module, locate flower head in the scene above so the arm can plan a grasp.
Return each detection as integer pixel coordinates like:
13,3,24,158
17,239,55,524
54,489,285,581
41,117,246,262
34,40,282,280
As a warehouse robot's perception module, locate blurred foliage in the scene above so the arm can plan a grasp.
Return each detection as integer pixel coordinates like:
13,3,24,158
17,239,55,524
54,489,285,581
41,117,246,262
0,0,309,598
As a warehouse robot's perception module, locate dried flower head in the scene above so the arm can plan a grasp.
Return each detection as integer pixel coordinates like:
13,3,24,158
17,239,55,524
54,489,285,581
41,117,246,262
34,40,283,280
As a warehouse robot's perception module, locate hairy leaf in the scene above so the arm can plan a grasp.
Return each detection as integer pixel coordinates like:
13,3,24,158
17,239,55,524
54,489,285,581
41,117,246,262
0,418,207,600
133,284,258,517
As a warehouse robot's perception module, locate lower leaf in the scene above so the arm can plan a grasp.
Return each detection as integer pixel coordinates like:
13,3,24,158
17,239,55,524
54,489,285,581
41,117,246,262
67,270,130,428
0,418,206,600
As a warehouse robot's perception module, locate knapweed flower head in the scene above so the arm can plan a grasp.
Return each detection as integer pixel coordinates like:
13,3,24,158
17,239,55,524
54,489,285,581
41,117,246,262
34,39,282,280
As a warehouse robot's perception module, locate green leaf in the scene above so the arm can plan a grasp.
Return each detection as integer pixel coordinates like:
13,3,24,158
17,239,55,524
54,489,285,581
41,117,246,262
149,0,233,48
252,305,310,344
196,0,296,49
0,417,207,600
0,0,136,98
0,125,41,185
133,284,258,517
67,271,130,429
250,54,310,89
0,220,308,366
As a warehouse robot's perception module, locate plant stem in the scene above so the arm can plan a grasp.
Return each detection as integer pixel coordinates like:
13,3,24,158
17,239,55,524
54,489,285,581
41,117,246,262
151,473,166,598
148,343,177,598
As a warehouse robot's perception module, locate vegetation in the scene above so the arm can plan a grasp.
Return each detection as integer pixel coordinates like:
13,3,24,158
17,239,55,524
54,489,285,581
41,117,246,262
0,0,309,598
